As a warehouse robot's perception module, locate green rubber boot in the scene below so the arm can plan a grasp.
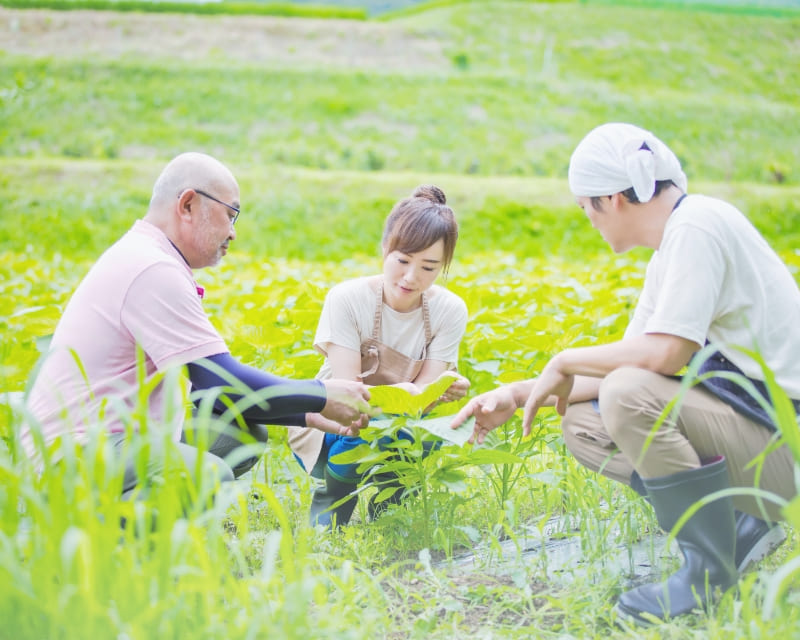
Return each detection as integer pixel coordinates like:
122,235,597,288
630,469,786,573
616,457,737,625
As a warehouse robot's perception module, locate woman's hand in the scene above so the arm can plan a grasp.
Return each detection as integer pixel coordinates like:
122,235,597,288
392,382,421,395
439,371,470,403
306,411,370,437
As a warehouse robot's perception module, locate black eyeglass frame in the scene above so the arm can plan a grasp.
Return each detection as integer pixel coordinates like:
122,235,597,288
193,188,240,225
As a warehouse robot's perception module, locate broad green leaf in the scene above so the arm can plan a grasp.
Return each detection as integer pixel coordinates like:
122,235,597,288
436,477,467,492
368,372,459,417
407,415,475,447
431,468,467,484
373,486,401,504
465,448,526,466
328,443,374,465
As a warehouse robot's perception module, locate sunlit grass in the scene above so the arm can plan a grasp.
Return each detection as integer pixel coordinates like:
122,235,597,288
3,216,799,635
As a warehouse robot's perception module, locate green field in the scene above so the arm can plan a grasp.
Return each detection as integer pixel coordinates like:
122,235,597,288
1,1,799,638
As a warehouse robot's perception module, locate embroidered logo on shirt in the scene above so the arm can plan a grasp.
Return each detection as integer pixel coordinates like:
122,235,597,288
196,286,205,299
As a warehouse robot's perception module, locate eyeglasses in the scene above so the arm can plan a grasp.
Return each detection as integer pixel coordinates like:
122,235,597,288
193,188,240,225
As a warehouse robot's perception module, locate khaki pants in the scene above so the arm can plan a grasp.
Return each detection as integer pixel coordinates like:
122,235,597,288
562,367,796,521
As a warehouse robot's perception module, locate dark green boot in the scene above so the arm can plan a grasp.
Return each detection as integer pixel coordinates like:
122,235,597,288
616,457,737,624
733,509,786,572
630,469,786,573
309,468,358,529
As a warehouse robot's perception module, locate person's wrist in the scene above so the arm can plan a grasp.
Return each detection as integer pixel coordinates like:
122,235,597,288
509,380,532,408
549,351,570,376
305,412,321,429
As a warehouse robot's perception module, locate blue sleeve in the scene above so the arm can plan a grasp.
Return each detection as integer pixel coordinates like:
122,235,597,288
186,352,326,426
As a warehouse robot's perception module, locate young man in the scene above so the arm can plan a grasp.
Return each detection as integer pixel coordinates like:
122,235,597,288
23,152,372,498
452,123,800,624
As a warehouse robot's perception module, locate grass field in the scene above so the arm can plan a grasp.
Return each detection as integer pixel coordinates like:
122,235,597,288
1,1,799,638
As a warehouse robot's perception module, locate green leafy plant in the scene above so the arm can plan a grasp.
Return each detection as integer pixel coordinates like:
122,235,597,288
330,416,525,552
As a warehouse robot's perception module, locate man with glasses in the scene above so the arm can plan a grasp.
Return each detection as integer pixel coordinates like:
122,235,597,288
22,152,372,499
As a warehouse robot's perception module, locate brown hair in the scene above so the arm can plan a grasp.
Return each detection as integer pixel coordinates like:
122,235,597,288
382,185,458,274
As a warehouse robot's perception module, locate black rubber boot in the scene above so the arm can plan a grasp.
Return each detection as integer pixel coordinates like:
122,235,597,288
630,470,785,573
616,457,738,625
309,469,358,529
734,510,786,572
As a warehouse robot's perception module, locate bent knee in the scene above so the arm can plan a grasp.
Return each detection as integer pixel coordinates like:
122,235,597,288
599,366,650,402
598,367,659,440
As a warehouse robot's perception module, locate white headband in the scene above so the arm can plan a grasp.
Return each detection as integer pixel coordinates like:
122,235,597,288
568,123,687,202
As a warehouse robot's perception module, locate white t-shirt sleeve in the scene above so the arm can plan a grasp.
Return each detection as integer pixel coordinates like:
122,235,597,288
314,282,365,356
638,224,725,346
121,261,228,371
624,258,658,338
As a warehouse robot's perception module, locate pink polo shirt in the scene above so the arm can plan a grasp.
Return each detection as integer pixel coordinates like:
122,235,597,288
22,220,228,459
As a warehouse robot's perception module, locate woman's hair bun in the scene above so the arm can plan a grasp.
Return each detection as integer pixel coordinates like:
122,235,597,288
412,184,446,205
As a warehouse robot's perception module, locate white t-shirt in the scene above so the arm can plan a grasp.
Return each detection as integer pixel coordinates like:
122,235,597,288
314,277,468,380
22,220,228,458
625,194,800,398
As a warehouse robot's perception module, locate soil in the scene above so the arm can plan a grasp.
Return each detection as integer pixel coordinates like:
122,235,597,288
0,7,448,71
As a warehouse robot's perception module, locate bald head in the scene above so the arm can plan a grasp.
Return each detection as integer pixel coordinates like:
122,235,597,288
147,152,239,222
143,152,240,269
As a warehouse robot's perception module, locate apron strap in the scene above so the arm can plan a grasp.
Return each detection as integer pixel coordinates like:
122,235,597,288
421,292,432,343
372,283,384,340
420,292,432,358
359,284,384,379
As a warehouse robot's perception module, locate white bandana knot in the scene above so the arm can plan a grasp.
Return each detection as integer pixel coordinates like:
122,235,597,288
568,123,687,202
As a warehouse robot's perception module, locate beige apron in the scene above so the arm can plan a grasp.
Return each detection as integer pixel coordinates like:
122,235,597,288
289,283,433,474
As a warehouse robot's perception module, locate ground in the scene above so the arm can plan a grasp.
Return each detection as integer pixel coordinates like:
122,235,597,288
0,7,447,70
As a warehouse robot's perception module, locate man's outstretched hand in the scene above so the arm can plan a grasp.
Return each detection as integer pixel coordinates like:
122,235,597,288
449,385,521,445
521,360,573,434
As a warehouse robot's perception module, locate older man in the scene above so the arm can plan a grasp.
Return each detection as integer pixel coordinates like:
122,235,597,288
452,123,800,624
23,152,371,497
